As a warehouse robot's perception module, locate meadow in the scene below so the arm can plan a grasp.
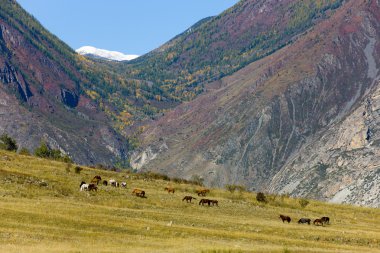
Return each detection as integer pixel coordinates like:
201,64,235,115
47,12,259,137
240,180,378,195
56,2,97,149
0,150,379,253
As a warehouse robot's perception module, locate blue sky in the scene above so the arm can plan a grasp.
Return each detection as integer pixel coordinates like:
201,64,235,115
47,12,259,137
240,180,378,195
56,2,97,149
18,0,239,56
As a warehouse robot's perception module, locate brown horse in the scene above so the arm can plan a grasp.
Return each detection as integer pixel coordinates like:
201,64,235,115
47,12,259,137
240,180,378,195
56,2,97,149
132,188,146,198
164,187,175,194
280,215,291,223
210,199,218,206
321,217,330,225
199,199,218,206
313,219,324,226
88,183,98,192
199,199,212,206
91,175,102,185
195,189,210,196
182,196,196,203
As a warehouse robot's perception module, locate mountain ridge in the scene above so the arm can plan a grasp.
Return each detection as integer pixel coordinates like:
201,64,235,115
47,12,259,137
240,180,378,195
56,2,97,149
131,0,380,207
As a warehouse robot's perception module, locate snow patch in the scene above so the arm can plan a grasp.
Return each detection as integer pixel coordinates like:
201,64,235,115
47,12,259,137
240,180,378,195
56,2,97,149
76,46,139,61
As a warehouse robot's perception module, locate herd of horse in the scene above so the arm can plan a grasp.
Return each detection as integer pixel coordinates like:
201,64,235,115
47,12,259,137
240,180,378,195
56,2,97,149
80,175,331,225
280,214,330,226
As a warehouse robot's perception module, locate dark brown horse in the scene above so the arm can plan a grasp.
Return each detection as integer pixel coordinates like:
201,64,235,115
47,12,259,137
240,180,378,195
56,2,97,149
210,200,218,206
280,215,291,223
313,219,324,226
182,196,196,203
88,183,98,192
321,217,330,225
199,199,212,206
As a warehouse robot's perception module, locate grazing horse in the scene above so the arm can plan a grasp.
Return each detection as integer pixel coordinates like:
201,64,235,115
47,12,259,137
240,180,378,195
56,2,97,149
80,181,88,191
132,188,146,198
88,183,98,192
102,180,108,186
91,175,102,185
313,219,324,226
164,187,175,194
199,199,218,206
195,189,210,196
199,199,211,206
298,218,311,225
279,215,291,223
210,199,218,206
321,217,330,225
109,179,119,187
121,182,127,188
182,196,196,203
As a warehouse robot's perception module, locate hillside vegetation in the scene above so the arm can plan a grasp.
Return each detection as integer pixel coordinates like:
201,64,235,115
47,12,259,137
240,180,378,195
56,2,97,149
0,150,379,253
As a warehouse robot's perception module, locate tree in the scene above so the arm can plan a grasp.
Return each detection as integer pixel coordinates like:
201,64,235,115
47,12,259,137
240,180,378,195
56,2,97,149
0,134,18,152
34,141,51,158
256,192,267,203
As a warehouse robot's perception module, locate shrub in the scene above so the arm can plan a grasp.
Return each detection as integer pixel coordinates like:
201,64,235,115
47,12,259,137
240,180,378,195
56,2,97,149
299,198,310,208
34,141,72,162
0,134,18,152
19,147,31,156
256,192,267,203
226,184,247,193
74,166,83,174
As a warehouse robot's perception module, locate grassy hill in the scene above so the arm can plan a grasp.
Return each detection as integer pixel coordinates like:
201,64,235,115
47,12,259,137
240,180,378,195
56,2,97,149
0,150,379,253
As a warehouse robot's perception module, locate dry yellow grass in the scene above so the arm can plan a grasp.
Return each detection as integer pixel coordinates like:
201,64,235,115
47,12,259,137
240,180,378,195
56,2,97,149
0,150,379,253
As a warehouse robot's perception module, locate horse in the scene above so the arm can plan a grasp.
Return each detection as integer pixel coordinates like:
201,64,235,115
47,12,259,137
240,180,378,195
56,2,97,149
102,180,108,186
164,187,175,194
91,175,102,185
80,181,89,191
313,219,324,226
298,218,311,225
210,199,218,206
195,189,210,196
279,215,291,223
121,182,127,188
109,179,119,187
199,199,211,206
88,183,98,192
132,188,145,198
182,196,196,203
321,217,330,225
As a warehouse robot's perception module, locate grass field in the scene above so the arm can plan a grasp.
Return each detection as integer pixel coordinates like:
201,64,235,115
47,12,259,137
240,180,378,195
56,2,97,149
0,150,379,253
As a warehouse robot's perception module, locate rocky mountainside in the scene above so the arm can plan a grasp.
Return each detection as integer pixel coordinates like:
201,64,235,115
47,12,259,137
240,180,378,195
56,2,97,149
0,0,128,165
132,0,380,207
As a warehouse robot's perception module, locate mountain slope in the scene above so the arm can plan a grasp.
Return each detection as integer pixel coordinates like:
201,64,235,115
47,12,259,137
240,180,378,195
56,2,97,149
131,0,380,207
122,0,344,101
0,0,128,165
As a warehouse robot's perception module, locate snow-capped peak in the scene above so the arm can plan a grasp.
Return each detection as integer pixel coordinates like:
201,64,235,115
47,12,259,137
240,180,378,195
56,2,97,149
76,46,139,61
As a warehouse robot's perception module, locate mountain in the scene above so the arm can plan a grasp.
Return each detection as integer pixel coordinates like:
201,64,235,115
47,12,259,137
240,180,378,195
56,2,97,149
121,0,344,101
131,0,380,207
0,0,128,165
76,46,139,61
